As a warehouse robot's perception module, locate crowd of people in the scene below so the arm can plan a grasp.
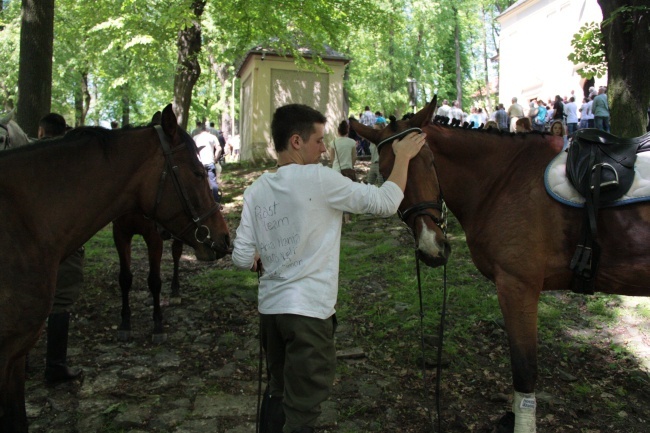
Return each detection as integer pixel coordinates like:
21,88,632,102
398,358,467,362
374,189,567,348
435,86,613,137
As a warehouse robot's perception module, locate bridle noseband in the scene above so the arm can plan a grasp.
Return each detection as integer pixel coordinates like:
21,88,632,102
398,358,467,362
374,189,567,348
377,127,446,235
0,123,10,150
151,125,222,251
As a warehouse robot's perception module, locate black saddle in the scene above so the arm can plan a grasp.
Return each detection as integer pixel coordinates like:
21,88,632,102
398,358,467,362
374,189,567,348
565,128,650,294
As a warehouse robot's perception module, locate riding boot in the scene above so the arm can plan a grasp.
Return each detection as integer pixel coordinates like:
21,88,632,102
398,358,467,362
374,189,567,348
45,312,82,382
260,387,285,433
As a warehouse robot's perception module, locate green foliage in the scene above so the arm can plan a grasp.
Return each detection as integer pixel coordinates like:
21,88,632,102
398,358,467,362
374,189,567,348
1,0,506,125
568,21,607,79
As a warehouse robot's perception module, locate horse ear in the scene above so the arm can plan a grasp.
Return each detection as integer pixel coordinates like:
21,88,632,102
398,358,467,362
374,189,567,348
349,119,382,144
161,104,178,137
0,109,15,125
150,111,162,126
409,95,437,128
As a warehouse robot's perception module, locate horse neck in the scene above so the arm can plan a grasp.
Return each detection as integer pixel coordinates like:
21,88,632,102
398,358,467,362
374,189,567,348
0,128,160,260
428,125,558,225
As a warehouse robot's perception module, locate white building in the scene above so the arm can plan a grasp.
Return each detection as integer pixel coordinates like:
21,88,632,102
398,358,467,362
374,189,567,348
497,0,607,110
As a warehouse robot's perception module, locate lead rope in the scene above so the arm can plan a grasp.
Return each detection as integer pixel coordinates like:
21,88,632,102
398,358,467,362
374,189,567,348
256,269,263,433
413,221,448,432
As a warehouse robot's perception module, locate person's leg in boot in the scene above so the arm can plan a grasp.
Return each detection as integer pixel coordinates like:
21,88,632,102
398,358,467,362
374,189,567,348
261,314,287,433
45,248,84,383
45,312,81,382
281,315,336,433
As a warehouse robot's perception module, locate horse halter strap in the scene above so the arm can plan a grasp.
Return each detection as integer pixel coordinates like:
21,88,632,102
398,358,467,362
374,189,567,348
376,127,447,233
376,127,423,150
152,125,221,250
0,123,10,150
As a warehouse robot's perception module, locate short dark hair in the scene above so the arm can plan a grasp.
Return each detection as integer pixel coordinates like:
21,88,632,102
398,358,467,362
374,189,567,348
337,120,349,136
271,104,326,152
39,113,67,137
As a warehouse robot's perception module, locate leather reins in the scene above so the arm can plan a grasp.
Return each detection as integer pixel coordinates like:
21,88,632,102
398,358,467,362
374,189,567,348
150,125,222,252
378,126,449,432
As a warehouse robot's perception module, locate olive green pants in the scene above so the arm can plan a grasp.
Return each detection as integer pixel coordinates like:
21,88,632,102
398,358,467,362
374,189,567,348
51,248,84,314
261,313,337,433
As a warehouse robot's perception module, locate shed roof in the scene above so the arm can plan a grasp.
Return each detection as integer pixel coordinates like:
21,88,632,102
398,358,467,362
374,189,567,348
235,45,350,77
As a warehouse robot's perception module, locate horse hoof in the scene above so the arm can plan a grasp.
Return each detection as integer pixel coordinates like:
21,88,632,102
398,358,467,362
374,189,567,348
117,329,131,342
152,333,167,344
493,411,515,433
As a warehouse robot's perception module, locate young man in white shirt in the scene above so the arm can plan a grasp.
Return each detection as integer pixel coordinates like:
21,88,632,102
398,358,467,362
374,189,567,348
232,104,425,433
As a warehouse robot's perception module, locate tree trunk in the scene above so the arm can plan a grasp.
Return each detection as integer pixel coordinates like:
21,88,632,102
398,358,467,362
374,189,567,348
172,1,206,130
598,0,650,137
121,84,130,127
74,71,90,127
453,7,463,108
16,0,54,137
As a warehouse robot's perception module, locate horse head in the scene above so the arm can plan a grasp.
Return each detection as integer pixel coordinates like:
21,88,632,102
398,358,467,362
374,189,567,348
151,104,230,260
350,96,451,267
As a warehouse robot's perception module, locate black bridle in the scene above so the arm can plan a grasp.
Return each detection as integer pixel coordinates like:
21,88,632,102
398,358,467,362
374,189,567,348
377,127,446,234
0,123,10,150
151,125,223,252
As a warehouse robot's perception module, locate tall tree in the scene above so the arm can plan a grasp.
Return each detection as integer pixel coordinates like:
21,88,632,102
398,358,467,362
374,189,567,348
173,0,205,130
597,0,650,137
16,0,54,136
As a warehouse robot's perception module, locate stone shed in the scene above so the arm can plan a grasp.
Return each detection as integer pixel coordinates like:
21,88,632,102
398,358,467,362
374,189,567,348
236,47,349,162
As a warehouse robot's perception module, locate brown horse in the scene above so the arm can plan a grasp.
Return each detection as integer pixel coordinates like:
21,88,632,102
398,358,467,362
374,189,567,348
112,211,184,343
352,98,650,432
0,104,230,433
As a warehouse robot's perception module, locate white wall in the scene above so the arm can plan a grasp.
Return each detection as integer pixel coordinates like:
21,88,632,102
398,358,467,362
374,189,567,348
498,0,606,112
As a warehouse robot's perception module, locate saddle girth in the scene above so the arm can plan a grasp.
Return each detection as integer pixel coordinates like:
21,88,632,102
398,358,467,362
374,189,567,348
566,128,639,294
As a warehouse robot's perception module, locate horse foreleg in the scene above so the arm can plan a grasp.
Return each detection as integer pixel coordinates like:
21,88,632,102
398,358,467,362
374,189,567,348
114,230,133,342
496,277,541,433
145,234,166,343
170,239,183,298
0,355,28,433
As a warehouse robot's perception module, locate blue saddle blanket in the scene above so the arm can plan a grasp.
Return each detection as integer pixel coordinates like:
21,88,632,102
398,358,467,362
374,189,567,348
545,150,650,208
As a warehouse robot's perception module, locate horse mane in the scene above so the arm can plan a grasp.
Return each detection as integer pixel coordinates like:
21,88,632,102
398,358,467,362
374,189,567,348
431,115,549,138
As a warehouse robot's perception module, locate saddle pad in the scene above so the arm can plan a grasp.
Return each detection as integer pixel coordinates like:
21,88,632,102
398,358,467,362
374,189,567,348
545,150,650,208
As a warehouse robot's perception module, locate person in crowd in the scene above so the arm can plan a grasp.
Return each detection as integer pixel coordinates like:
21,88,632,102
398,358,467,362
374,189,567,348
227,134,241,162
193,124,221,202
484,120,499,130
527,99,539,126
436,99,451,118
549,119,568,150
358,106,375,155
38,113,84,383
564,96,579,136
329,120,358,223
231,103,426,433
592,87,610,132
515,117,532,133
578,97,591,129
374,111,387,128
468,107,481,128
450,101,463,121
494,103,508,131
552,95,564,122
507,97,525,132
190,120,203,137
477,107,488,125
209,122,227,164
533,100,547,132
110,120,119,129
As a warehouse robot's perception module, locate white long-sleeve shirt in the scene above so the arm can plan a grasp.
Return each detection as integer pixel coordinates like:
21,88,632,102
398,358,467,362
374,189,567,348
232,163,403,319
